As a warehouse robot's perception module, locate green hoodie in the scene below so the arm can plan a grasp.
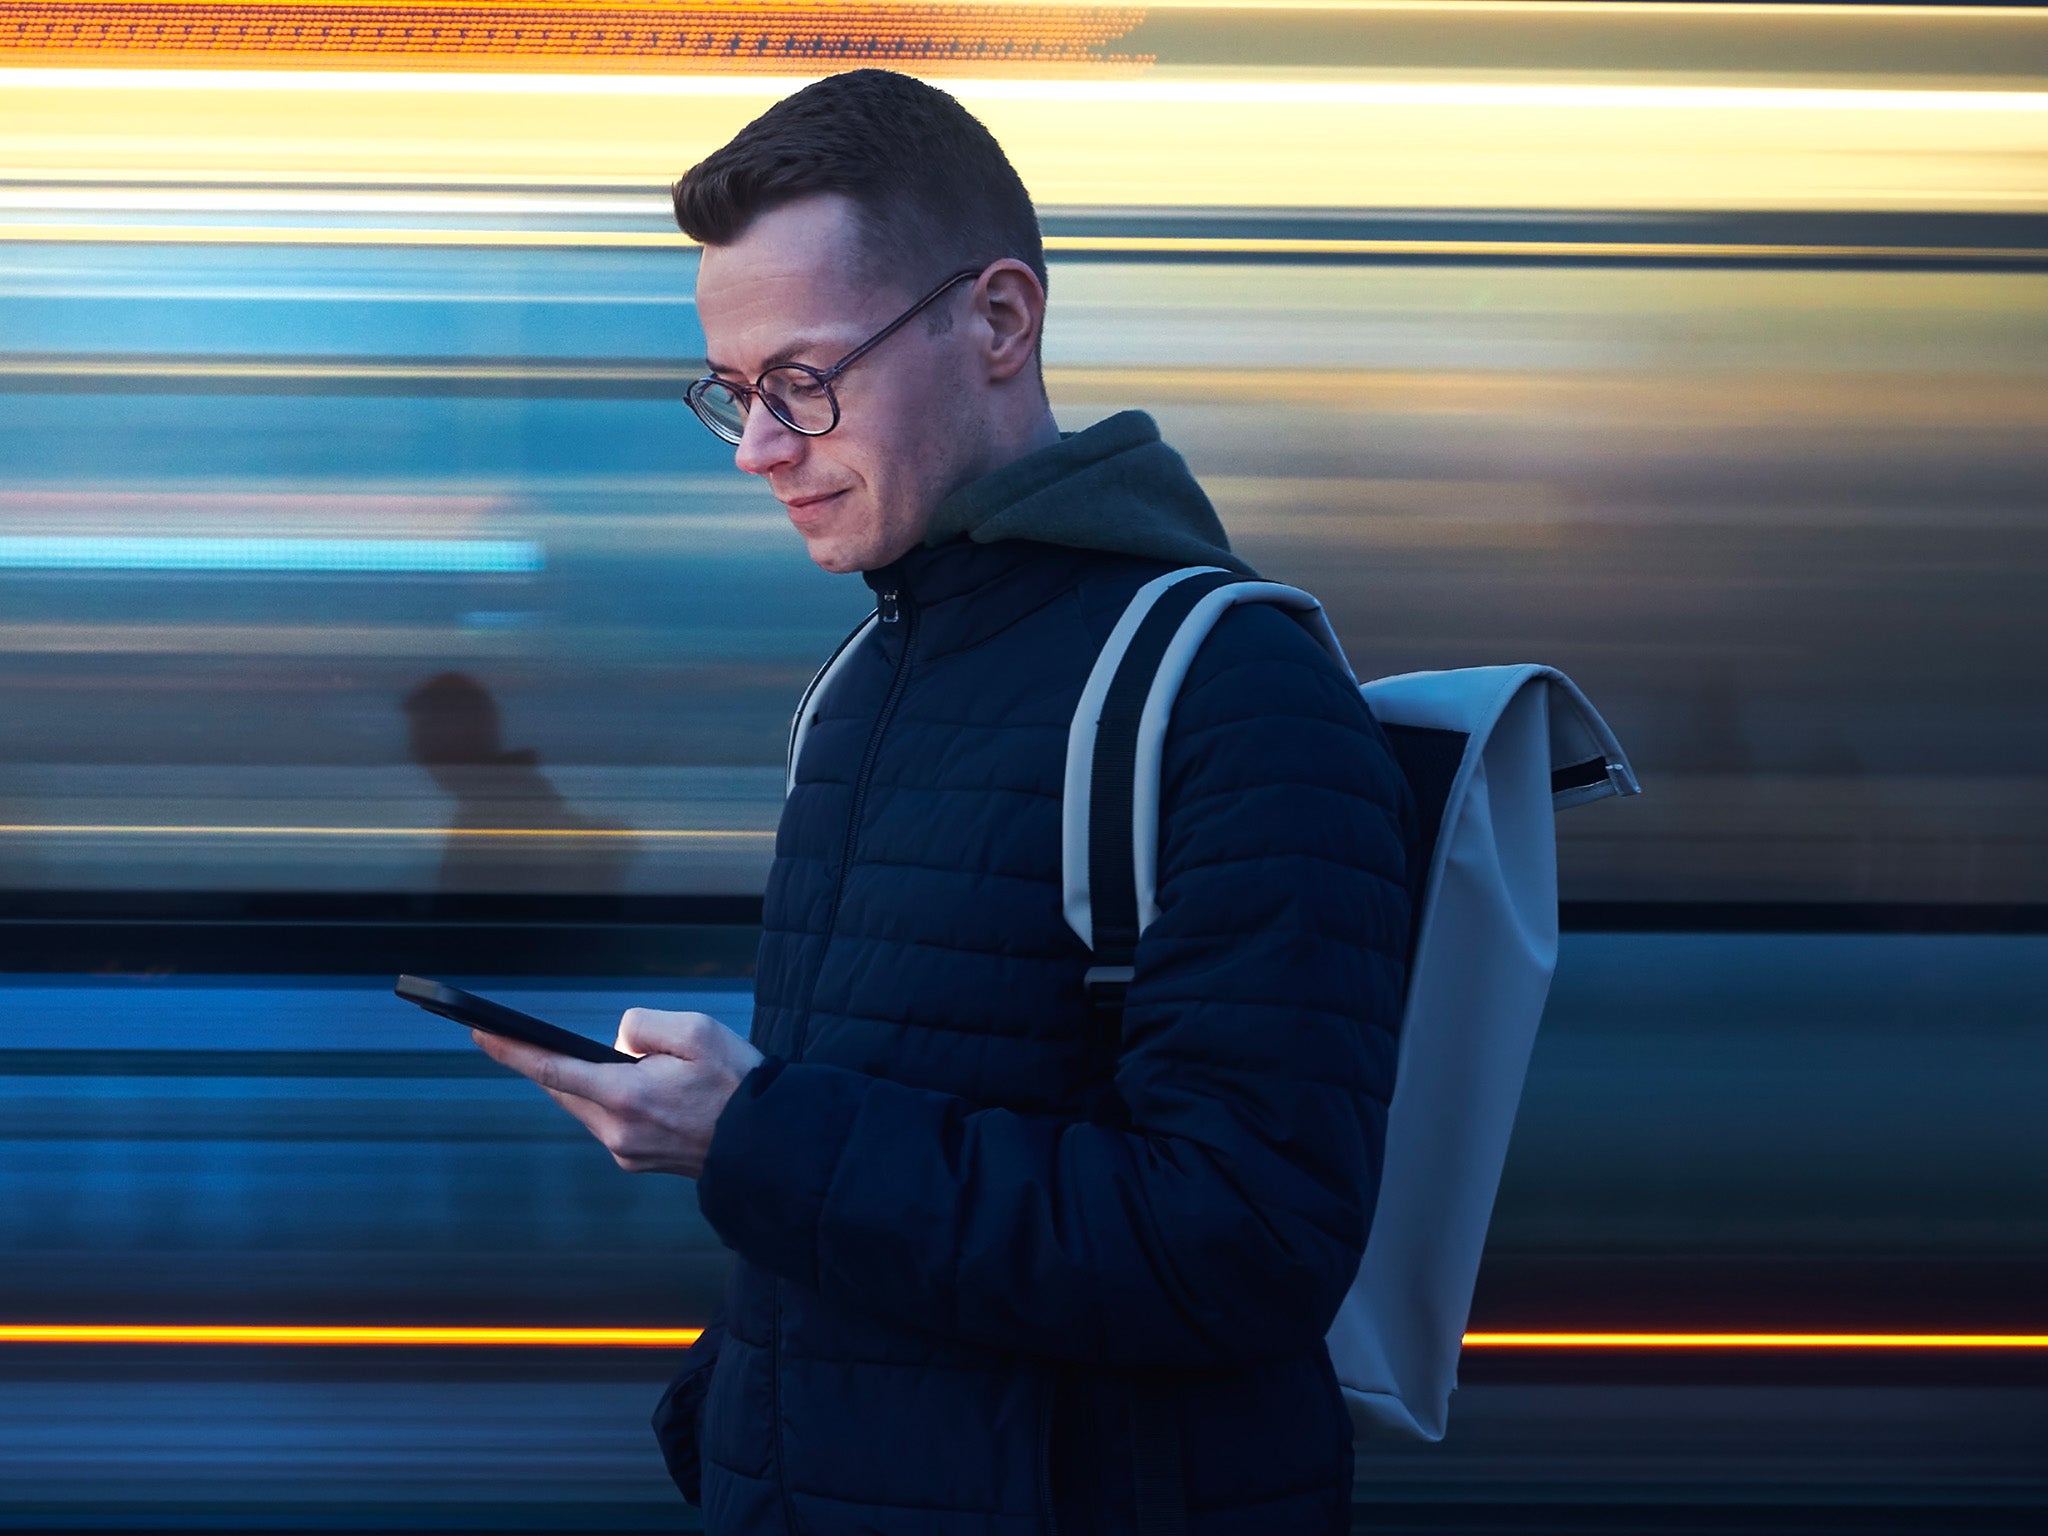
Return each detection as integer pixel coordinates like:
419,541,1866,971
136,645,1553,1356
923,409,1258,578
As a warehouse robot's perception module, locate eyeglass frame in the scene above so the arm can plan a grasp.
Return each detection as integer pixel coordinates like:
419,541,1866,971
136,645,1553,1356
684,265,985,445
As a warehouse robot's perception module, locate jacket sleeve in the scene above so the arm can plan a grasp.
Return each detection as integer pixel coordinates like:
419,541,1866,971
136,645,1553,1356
697,605,1415,1368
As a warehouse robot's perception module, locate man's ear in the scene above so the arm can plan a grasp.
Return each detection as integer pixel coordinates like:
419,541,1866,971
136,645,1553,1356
977,260,1047,383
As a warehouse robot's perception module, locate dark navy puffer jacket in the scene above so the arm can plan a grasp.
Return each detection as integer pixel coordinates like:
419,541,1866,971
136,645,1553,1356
654,416,1416,1535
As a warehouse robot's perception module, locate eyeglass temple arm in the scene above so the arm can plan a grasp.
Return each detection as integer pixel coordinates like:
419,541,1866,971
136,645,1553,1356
815,269,981,385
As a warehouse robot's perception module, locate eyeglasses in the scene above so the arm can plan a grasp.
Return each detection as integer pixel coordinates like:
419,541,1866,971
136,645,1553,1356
684,267,983,445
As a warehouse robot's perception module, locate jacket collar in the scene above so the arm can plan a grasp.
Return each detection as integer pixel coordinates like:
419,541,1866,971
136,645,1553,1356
858,410,1252,656
862,537,1119,660
920,410,1254,577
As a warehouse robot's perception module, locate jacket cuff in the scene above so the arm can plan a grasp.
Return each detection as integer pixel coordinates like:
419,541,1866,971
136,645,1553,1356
697,1057,867,1289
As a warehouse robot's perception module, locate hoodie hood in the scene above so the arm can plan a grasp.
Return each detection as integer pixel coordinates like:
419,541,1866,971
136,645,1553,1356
922,410,1257,577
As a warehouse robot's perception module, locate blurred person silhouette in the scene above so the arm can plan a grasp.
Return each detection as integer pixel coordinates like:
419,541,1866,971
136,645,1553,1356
401,671,634,894
465,70,1413,1536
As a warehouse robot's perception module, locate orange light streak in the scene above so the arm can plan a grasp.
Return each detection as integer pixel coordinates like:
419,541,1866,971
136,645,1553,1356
0,1,1153,75
1462,1331,2048,1349
0,1323,705,1345
3,1325,2044,1349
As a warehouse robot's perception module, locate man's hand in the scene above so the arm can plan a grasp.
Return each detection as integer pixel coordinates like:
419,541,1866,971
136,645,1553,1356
470,1008,765,1179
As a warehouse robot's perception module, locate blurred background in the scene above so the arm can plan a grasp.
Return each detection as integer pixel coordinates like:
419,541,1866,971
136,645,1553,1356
2,3,2045,1531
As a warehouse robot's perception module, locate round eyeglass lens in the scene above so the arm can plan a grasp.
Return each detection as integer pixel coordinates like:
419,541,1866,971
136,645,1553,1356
758,365,838,435
688,380,748,444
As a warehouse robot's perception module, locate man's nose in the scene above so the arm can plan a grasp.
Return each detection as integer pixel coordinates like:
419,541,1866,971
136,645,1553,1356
733,396,803,478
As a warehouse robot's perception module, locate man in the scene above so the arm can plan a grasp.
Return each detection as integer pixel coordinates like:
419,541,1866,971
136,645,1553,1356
472,68,1415,1536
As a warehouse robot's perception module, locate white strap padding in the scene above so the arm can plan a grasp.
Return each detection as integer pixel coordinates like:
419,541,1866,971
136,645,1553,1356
1127,583,1349,934
1059,568,1223,950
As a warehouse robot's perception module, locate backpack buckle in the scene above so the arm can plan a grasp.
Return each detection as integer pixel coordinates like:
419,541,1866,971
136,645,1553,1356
1082,965,1133,998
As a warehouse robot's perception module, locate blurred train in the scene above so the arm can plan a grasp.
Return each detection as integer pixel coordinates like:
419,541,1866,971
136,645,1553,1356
5,232,2043,905
4,3,2048,1527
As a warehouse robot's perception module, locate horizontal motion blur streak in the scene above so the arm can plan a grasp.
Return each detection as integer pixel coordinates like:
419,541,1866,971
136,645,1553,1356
0,824,771,838
0,535,541,572
9,72,2043,212
0,1324,709,1346
3,1325,2043,1349
8,69,2048,112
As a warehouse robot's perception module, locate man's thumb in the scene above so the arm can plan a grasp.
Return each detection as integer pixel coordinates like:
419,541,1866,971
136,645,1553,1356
616,1006,716,1058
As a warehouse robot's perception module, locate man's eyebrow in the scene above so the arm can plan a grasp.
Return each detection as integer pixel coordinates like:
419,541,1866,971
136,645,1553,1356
705,336,833,377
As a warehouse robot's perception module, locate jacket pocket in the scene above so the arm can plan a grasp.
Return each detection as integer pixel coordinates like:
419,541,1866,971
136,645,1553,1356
649,1315,724,1506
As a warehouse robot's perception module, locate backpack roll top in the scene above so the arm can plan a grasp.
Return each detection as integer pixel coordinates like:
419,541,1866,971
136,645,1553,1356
1363,664,1641,818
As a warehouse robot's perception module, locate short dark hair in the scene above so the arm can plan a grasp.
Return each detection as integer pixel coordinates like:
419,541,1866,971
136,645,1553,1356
671,70,1047,298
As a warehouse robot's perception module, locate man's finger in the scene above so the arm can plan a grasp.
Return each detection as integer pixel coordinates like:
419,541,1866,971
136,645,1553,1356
470,1029,628,1107
541,1082,623,1143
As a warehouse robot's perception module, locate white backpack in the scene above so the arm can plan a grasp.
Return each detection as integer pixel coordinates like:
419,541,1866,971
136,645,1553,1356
1063,567,1640,1443
788,563,1641,1447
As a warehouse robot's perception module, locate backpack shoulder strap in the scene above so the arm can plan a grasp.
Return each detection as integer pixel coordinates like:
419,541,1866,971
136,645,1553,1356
1063,567,1351,968
1061,567,1352,1536
785,612,881,796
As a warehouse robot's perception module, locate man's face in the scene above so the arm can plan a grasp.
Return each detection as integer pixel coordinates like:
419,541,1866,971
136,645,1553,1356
695,196,979,574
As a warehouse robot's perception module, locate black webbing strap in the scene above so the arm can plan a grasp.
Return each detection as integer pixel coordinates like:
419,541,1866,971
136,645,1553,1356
1085,570,1240,982
1083,571,1236,1536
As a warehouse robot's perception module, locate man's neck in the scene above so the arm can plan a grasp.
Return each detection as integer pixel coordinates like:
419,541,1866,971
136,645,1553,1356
866,406,1063,572
956,405,1061,493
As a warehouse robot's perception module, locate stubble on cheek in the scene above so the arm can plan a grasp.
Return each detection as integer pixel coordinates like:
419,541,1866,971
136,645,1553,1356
822,348,974,573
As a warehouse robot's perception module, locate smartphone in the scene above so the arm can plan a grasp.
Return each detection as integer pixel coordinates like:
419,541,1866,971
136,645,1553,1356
394,975,636,1064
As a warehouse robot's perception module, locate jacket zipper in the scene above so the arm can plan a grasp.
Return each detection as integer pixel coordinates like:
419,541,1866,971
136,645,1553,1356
771,580,918,1536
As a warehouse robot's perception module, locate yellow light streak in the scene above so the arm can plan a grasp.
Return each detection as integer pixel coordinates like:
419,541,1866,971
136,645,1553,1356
7,69,2046,212
0,187,667,215
0,223,686,246
2,1324,2042,1349
8,69,2048,111
1045,237,2043,262
0,824,772,839
7,224,2039,267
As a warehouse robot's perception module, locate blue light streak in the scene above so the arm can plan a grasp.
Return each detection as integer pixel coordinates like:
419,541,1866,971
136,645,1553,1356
0,536,543,573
